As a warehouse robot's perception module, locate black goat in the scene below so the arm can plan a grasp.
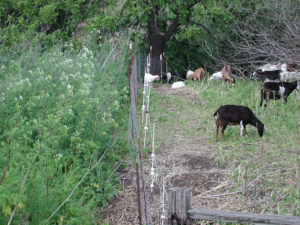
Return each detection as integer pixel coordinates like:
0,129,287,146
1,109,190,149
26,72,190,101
254,70,282,82
260,80,300,107
214,105,264,141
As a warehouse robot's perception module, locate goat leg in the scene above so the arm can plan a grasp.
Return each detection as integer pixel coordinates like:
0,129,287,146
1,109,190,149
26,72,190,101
216,123,219,141
240,121,244,136
259,89,264,107
244,126,248,136
283,95,288,104
265,92,271,108
241,121,248,136
221,125,227,141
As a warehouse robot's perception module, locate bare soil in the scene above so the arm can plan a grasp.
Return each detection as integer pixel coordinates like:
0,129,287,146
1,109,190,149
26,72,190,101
99,84,246,225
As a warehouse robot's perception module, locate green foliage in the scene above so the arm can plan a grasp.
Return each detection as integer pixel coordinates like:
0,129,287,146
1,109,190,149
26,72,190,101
165,0,238,74
39,3,58,25
117,0,243,74
0,0,116,46
0,37,129,224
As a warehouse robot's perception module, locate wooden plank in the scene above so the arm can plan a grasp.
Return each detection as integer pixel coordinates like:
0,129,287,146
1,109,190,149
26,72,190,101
188,209,300,225
167,187,191,224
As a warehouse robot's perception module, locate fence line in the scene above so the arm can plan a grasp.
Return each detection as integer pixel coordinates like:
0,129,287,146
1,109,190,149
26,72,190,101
128,45,150,225
128,45,171,225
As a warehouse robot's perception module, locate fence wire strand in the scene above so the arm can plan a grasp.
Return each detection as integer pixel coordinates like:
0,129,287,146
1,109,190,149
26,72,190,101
128,50,150,225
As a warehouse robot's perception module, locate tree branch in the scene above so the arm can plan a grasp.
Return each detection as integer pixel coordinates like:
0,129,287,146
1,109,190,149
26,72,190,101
202,0,300,72
7,169,30,225
163,0,202,43
0,168,6,186
194,22,218,41
163,15,179,43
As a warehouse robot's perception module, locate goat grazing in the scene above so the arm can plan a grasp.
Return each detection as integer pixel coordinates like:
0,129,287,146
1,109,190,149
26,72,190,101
260,80,300,107
257,63,281,72
214,105,264,141
188,67,205,81
167,72,172,83
186,70,194,79
171,81,185,89
222,64,235,84
208,71,222,81
253,70,282,82
144,72,160,85
252,62,298,82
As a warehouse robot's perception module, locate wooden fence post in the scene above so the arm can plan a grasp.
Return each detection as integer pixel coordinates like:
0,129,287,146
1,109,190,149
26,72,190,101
167,187,191,225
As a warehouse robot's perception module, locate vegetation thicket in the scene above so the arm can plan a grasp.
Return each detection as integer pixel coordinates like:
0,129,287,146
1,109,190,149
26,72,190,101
0,34,131,224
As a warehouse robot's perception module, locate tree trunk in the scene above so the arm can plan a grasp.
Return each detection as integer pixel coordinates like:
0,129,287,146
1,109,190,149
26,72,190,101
150,34,165,75
147,4,180,76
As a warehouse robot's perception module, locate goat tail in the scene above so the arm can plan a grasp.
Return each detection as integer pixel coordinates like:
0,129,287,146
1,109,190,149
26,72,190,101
213,111,219,120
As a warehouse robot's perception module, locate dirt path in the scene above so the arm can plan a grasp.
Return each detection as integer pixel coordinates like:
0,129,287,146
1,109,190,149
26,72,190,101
100,84,244,225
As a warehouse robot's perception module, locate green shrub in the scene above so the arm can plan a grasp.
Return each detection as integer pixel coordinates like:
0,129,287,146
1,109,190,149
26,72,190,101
0,38,129,224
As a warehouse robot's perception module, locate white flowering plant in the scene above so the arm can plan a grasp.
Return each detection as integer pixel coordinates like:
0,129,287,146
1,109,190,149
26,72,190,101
0,39,130,224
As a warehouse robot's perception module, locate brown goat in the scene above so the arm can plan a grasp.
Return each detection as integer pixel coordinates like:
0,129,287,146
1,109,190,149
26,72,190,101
188,67,205,81
222,64,235,85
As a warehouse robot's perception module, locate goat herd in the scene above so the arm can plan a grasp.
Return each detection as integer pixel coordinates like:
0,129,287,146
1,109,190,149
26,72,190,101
145,62,300,141
210,63,299,141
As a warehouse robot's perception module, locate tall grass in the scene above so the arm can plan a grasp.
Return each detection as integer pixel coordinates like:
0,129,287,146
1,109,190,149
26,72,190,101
0,37,130,224
150,78,300,216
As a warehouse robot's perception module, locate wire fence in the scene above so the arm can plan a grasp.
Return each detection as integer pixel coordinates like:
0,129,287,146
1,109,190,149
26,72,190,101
128,45,171,225
128,45,149,225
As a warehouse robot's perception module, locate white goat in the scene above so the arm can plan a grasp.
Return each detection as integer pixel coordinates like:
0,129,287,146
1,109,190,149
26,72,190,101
256,63,290,73
167,72,172,83
144,73,160,85
208,71,222,80
171,81,185,89
186,70,194,79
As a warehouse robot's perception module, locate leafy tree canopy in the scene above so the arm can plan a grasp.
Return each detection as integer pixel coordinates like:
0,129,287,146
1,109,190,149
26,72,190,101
116,0,243,74
0,0,114,45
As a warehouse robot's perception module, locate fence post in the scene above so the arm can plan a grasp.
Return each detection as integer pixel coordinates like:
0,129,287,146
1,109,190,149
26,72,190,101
167,187,191,225
150,46,152,74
